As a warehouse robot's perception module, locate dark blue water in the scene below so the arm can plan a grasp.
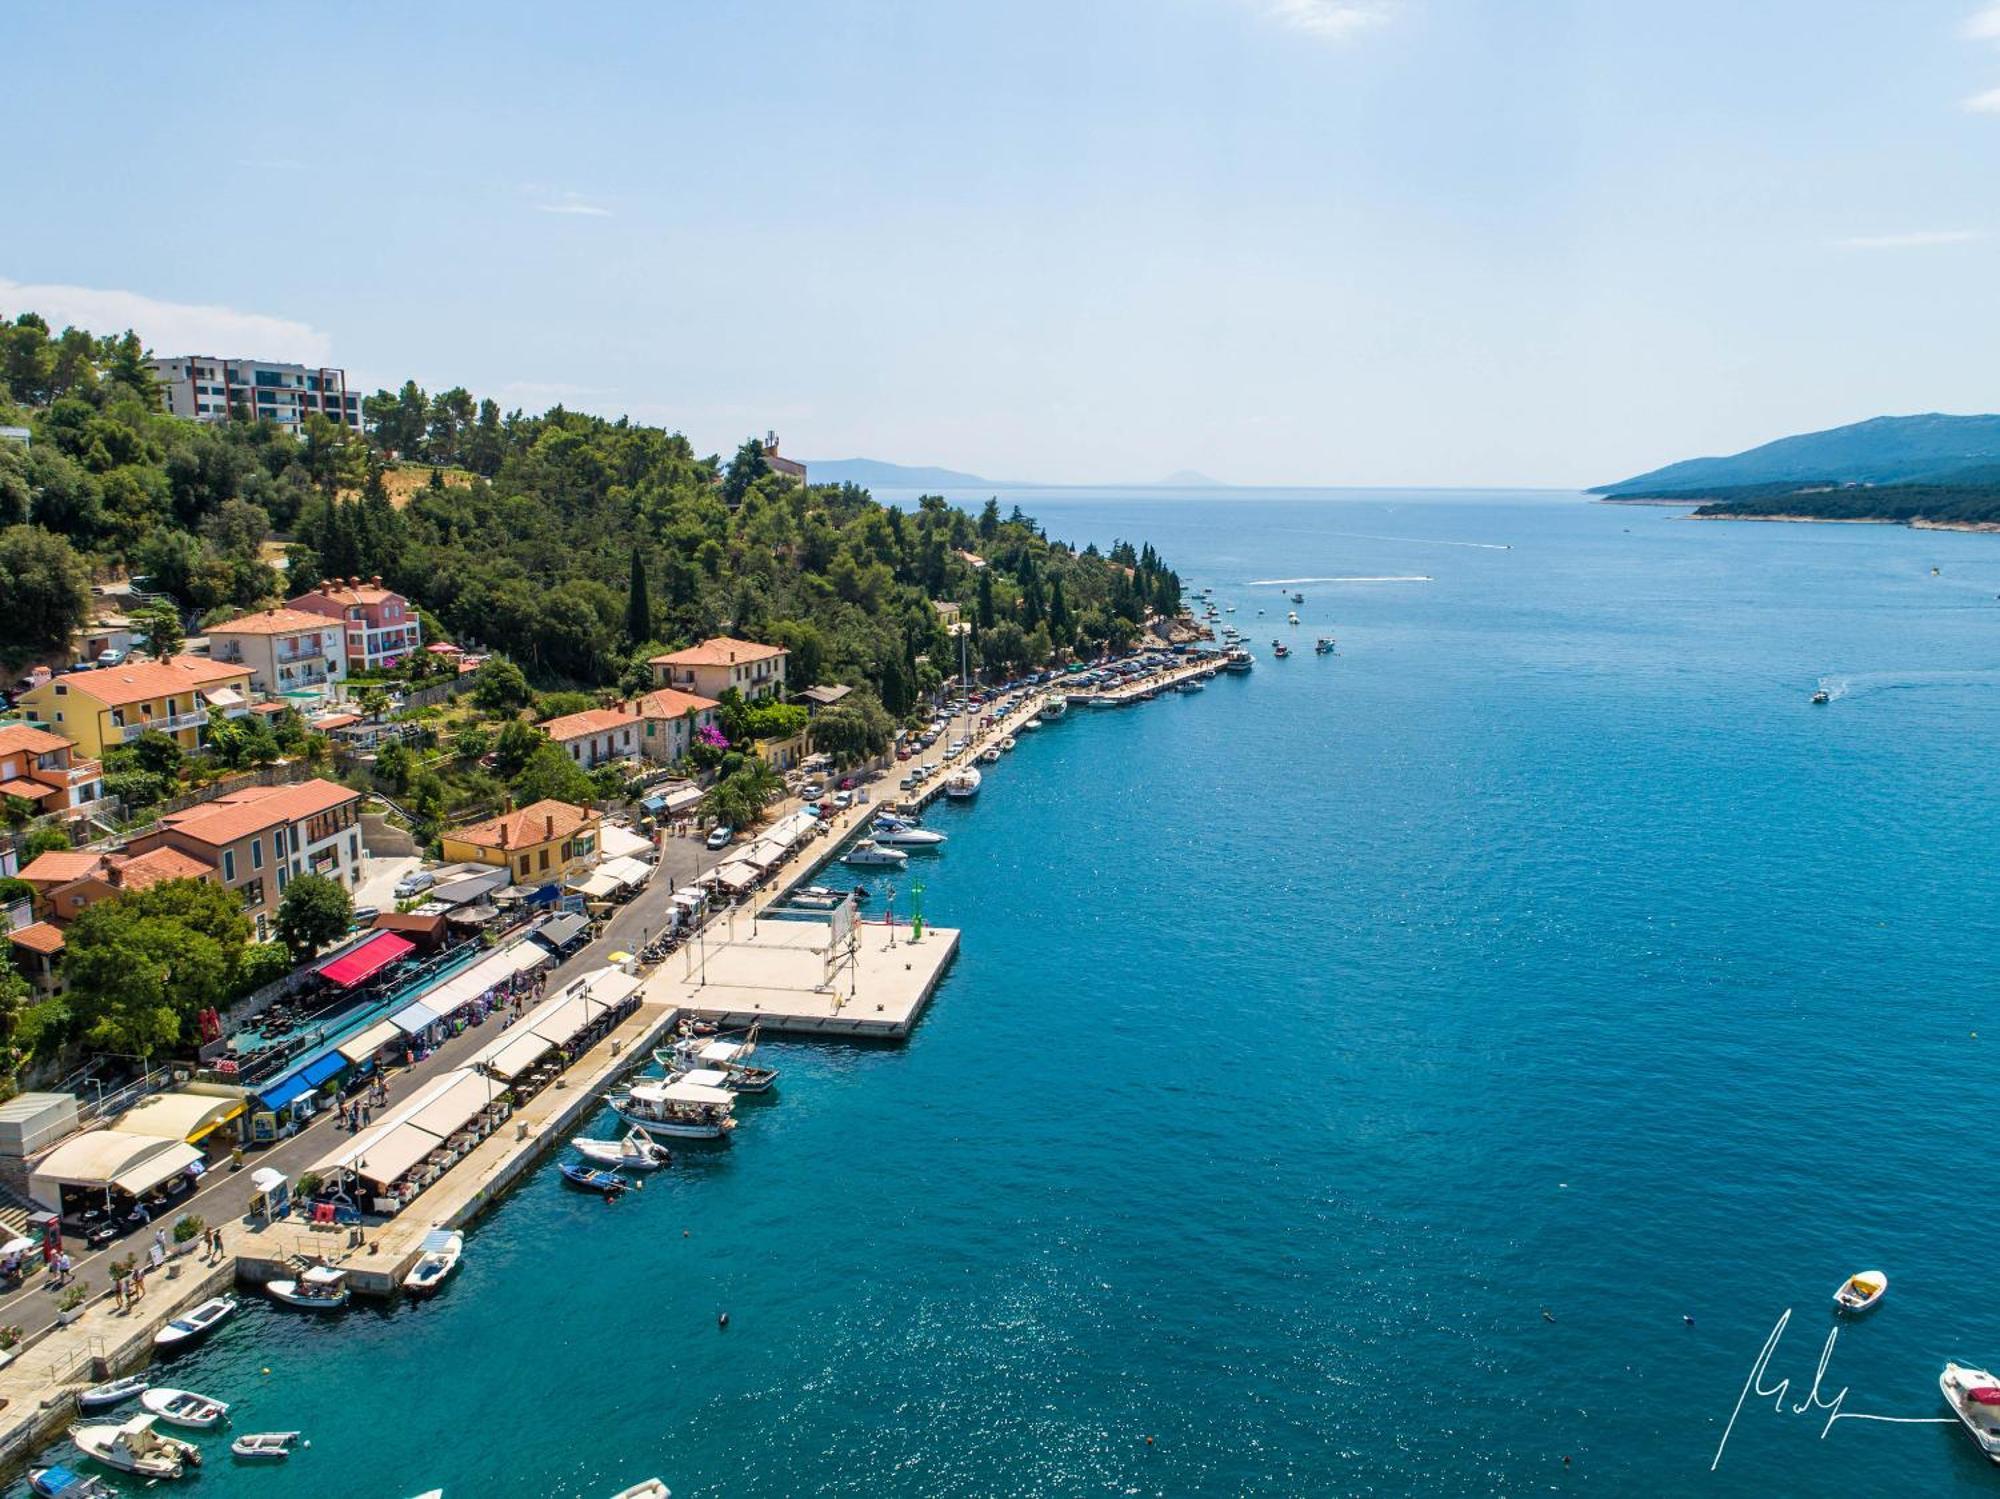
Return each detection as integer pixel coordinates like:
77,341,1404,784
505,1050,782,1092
45,491,2000,1497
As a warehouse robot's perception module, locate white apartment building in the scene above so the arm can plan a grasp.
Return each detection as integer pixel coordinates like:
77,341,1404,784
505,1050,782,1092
149,356,363,434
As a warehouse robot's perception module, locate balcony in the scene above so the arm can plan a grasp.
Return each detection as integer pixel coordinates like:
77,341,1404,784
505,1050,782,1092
29,758,101,790
120,709,208,741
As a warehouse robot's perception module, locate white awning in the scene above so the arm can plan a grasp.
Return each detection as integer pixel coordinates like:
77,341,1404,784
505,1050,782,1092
573,870,622,899
402,1069,497,1139
30,1131,201,1205
110,1091,245,1144
425,942,547,1013
659,786,703,813
660,1080,736,1106
112,1140,203,1195
672,886,705,908
354,1123,448,1189
575,967,640,1008
713,861,759,893
337,1019,403,1064
742,841,786,871
599,855,653,888
598,824,653,860
471,1028,554,1080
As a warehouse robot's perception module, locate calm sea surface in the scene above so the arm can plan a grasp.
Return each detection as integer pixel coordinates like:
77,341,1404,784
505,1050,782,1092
34,490,2000,1497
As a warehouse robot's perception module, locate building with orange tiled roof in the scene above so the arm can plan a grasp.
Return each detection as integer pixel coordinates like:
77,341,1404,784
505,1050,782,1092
14,655,253,759
439,799,600,885
648,636,788,702
208,607,347,695
122,777,363,942
537,703,644,770
286,575,422,670
0,722,106,815
7,922,66,996
634,687,721,764
17,845,218,926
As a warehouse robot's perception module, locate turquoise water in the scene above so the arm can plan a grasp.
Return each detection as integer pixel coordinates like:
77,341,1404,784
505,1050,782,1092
34,490,2000,1497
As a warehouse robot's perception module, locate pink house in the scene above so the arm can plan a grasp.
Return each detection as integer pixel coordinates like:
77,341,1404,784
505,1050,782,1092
287,575,423,671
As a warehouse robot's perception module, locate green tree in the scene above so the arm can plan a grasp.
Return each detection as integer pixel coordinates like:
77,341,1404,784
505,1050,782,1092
625,545,651,645
63,879,249,1057
472,657,531,713
511,741,597,806
722,438,770,507
0,524,92,655
492,718,545,778
275,873,353,960
130,600,185,659
808,690,895,767
700,759,783,829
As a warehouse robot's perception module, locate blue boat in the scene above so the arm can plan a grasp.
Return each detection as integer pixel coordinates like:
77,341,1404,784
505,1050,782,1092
560,1161,629,1196
30,1466,116,1499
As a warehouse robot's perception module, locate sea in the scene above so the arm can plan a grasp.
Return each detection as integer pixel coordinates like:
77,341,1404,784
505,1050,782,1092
29,489,2000,1498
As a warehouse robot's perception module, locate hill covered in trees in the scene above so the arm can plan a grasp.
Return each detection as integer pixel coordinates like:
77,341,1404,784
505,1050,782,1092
0,313,1182,707
1593,413,2000,502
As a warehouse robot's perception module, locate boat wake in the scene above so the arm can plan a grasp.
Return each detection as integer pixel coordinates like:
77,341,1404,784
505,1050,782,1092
1317,532,1511,551
1815,668,2000,702
1248,575,1434,585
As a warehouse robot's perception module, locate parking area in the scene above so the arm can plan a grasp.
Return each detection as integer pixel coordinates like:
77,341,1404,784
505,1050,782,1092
352,853,425,911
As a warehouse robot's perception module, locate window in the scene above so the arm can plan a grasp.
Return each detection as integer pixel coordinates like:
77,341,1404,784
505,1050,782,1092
276,865,287,894
516,855,530,877
538,849,550,871
255,914,267,941
240,878,264,909
223,849,236,882
251,837,264,870
349,833,358,863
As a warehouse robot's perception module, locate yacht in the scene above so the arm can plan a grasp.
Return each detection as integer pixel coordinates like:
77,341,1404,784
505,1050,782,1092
945,766,983,799
609,1075,739,1138
843,840,909,867
1942,1363,2000,1462
69,1416,201,1479
869,815,946,848
1223,649,1254,672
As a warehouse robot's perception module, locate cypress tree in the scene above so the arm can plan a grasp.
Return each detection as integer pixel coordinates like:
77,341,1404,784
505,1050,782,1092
626,546,652,644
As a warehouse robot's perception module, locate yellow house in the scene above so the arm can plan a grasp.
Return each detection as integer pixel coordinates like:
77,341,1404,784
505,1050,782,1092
439,799,601,885
16,656,255,759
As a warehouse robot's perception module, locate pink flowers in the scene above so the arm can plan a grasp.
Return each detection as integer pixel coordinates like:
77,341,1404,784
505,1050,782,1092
697,724,730,749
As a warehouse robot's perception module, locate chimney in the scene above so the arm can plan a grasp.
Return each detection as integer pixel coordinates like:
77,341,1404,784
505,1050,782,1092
347,576,359,587
497,819,508,848
370,575,382,587
545,814,555,841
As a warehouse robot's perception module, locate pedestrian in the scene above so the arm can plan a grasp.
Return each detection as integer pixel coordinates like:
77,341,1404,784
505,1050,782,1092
210,1227,224,1262
361,1103,372,1126
153,1227,167,1256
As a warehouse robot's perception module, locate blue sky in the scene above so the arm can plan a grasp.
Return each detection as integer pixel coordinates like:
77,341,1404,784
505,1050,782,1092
8,1,2000,486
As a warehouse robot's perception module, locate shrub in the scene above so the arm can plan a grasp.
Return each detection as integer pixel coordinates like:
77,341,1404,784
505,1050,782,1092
172,1214,204,1245
57,1283,87,1312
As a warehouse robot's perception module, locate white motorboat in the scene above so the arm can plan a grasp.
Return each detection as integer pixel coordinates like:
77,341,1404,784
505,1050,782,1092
843,840,908,867
869,816,946,848
999,735,1017,751
609,1077,739,1138
75,1375,148,1413
661,1030,779,1093
1037,697,1067,720
1833,1270,1886,1314
1222,649,1253,673
1942,1362,2000,1462
945,766,982,799
610,1481,671,1498
70,1415,201,1479
403,1229,464,1297
1016,716,1039,730
154,1294,236,1351
230,1431,302,1461
267,1265,349,1311
572,1125,674,1170
140,1388,229,1429
1286,610,1299,624
976,746,1001,765
28,1464,116,1498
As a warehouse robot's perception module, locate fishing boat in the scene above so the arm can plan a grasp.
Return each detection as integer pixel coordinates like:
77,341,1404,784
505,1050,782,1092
230,1431,302,1461
1286,611,1299,624
1811,688,1830,704
610,1481,672,1498
870,815,945,848
572,1125,674,1170
1315,637,1334,654
1833,1270,1887,1313
28,1465,116,1498
661,1031,779,1093
976,746,1001,765
559,1161,630,1196
945,766,983,799
75,1376,148,1413
1176,679,1204,692
139,1388,229,1429
266,1265,349,1311
1223,649,1253,672
69,1415,201,1478
154,1294,236,1351
403,1229,464,1296
1038,696,1067,720
609,1077,738,1138
1273,643,1291,658
1943,1363,2000,1462
843,840,908,867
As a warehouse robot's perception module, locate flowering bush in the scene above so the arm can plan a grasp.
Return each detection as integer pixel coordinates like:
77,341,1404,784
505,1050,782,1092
696,724,730,749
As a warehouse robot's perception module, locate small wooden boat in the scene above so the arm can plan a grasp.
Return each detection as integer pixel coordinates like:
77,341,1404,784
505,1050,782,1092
1942,1362,2000,1462
154,1294,237,1351
75,1375,148,1413
267,1265,349,1311
559,1161,630,1196
28,1465,116,1498
1833,1270,1887,1314
140,1387,229,1429
403,1229,464,1296
230,1430,303,1461
572,1126,673,1171
70,1414,201,1478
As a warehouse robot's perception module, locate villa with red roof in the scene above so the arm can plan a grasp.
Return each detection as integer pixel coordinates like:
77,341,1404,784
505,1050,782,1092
287,575,422,671
648,636,787,702
208,606,347,695
538,690,722,769
0,722,104,815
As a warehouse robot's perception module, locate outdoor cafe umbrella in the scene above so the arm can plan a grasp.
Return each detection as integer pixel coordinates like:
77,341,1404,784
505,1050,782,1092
0,1237,32,1255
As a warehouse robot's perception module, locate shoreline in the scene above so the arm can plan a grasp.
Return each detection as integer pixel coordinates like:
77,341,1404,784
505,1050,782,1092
1592,498,2000,536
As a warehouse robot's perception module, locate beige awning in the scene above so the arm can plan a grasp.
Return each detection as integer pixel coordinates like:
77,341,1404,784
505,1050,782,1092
111,1140,203,1195
354,1123,447,1189
471,1028,554,1080
338,1019,404,1064
403,1070,496,1139
110,1091,246,1145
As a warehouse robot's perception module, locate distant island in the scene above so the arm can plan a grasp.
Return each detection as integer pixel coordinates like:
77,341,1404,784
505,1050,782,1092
1152,470,1226,488
1592,413,2000,530
800,457,1001,488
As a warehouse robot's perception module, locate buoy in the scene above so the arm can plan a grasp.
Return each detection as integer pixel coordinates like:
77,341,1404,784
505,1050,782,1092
1145,1436,1154,1446
718,1311,730,1329
261,1367,271,1376
1684,1315,1695,1326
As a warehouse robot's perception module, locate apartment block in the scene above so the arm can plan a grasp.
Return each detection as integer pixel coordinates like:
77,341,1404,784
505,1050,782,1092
149,356,362,433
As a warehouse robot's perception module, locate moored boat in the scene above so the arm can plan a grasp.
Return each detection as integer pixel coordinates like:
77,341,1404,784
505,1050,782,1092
266,1266,349,1311
843,840,908,867
944,766,982,799
869,816,946,848
1315,637,1334,654
154,1295,236,1352
559,1161,630,1196
661,1031,779,1093
1833,1270,1886,1314
139,1388,229,1429
1223,649,1253,672
572,1125,674,1170
230,1431,302,1461
1942,1362,2000,1462
976,746,1001,765
75,1376,147,1413
610,1481,672,1498
70,1415,201,1478
999,735,1017,751
1037,696,1068,720
403,1229,464,1297
29,1465,116,1498
609,1078,738,1138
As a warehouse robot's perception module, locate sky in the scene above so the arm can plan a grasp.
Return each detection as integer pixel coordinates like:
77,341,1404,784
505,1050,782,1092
7,1,2000,487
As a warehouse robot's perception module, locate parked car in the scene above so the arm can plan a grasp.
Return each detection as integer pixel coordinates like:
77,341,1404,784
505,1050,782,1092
705,824,735,850
895,747,912,761
95,648,126,668
833,790,853,809
801,780,826,801
394,870,436,899
350,906,381,926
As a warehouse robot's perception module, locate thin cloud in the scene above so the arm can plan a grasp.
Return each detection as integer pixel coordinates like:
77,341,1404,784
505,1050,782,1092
0,276,333,362
535,194,613,218
1256,0,1394,42
1964,85,2000,111
1835,230,1984,249
1964,4,2000,40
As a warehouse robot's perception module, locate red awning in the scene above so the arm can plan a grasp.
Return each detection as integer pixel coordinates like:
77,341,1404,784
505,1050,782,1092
317,931,416,988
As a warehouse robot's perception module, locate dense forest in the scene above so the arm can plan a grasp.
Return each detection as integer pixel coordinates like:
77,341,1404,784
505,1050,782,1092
1605,478,2000,527
0,313,1182,706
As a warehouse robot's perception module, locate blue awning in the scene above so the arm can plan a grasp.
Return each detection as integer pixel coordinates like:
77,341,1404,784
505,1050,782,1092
525,883,562,909
256,1049,349,1112
641,794,667,813
391,1000,442,1035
